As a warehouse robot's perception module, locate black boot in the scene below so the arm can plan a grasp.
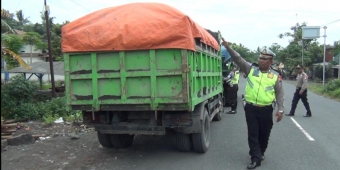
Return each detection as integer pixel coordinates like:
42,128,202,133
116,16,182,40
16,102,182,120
304,111,312,117
247,161,261,169
227,110,237,114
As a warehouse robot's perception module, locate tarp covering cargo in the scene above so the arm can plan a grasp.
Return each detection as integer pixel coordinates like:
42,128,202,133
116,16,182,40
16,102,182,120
61,3,220,53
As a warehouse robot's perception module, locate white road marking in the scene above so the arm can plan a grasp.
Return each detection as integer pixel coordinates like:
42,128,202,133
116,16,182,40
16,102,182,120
290,117,315,141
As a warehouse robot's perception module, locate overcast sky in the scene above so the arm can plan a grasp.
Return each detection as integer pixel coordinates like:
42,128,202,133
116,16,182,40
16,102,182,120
2,0,339,51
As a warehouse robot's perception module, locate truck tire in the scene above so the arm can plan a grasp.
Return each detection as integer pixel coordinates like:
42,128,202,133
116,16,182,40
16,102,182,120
213,100,223,121
176,132,192,152
110,134,134,149
97,131,114,148
192,108,210,153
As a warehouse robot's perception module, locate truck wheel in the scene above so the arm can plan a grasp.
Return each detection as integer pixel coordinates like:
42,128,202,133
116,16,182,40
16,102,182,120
97,131,114,148
176,132,192,152
110,134,135,149
192,108,210,153
213,100,223,121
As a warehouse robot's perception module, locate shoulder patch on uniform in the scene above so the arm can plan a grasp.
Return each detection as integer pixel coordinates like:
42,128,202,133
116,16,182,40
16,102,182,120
304,75,308,79
267,73,274,79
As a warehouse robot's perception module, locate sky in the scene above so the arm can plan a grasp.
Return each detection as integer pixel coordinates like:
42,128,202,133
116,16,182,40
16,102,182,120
2,0,340,51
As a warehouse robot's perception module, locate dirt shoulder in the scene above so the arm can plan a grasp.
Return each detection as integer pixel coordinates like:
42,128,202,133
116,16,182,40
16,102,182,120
1,121,102,170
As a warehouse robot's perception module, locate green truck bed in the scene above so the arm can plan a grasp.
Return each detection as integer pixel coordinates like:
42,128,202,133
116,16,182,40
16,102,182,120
64,47,222,112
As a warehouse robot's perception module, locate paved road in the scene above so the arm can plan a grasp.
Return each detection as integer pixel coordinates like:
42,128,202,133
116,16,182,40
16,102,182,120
97,77,340,170
2,78,339,170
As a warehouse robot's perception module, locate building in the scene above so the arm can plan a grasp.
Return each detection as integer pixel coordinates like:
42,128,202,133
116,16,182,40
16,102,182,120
1,30,64,83
325,46,334,62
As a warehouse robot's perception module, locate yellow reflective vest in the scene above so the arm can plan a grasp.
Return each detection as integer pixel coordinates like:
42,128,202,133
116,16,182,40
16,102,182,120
245,66,278,105
232,71,240,84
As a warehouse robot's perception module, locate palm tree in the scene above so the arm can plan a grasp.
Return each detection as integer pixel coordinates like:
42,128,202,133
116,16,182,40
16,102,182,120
15,10,30,31
1,9,15,34
1,9,30,70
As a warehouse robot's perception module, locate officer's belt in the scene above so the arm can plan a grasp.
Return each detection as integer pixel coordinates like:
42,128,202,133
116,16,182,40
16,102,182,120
296,87,306,90
246,102,272,107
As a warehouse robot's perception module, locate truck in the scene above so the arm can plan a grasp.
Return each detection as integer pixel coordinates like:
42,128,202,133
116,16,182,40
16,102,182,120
62,3,224,153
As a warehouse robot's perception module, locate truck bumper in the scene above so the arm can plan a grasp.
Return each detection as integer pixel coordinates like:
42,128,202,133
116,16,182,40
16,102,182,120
94,123,166,135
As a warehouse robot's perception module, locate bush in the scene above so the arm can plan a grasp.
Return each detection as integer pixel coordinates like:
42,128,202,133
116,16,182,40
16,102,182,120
329,88,340,98
323,79,340,92
1,75,37,102
34,93,53,103
1,75,38,119
43,114,60,126
13,103,40,120
1,76,80,121
36,97,82,124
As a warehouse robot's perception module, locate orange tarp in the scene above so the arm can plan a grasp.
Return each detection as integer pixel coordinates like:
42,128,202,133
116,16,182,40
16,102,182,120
61,3,220,53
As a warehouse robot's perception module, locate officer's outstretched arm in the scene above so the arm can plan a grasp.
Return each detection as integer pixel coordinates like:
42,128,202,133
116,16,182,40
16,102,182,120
221,38,251,75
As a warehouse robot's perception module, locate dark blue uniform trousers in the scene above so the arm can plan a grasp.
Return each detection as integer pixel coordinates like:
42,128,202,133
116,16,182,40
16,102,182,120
289,88,312,115
245,104,273,163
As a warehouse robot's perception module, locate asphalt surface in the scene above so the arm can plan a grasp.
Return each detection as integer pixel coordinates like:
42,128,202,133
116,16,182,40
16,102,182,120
2,78,339,170
96,77,340,170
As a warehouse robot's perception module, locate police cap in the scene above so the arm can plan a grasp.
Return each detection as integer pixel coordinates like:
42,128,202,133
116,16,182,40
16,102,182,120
260,46,276,57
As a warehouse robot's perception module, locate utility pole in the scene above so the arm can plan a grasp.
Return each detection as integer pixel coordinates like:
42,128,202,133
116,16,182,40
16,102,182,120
44,0,56,97
302,39,304,67
322,26,327,87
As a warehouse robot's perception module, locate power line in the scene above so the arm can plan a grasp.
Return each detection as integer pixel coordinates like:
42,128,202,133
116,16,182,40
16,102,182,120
69,0,91,12
49,0,74,16
322,19,340,26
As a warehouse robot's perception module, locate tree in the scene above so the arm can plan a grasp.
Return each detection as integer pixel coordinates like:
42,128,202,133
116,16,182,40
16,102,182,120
35,41,48,59
2,34,29,70
39,11,55,40
1,9,29,70
230,43,258,63
15,10,30,31
1,9,16,33
278,22,323,76
50,21,69,59
21,32,42,64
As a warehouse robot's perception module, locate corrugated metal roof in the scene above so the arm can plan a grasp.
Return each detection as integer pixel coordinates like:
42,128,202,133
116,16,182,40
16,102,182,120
6,62,64,75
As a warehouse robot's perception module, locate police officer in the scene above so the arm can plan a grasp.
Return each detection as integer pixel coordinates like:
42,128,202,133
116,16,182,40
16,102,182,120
227,66,240,114
286,65,312,117
222,39,284,169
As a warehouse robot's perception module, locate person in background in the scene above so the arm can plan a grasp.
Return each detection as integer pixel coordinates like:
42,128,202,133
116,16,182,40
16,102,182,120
285,65,312,117
227,65,240,114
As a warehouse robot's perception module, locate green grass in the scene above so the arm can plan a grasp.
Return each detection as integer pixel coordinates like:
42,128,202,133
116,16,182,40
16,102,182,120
42,84,52,90
40,81,64,90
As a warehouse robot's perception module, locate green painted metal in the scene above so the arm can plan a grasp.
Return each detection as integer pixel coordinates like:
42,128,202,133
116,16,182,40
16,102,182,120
64,46,223,112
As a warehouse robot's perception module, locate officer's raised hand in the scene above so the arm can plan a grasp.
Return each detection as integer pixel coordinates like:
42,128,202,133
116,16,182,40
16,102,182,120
221,38,229,47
